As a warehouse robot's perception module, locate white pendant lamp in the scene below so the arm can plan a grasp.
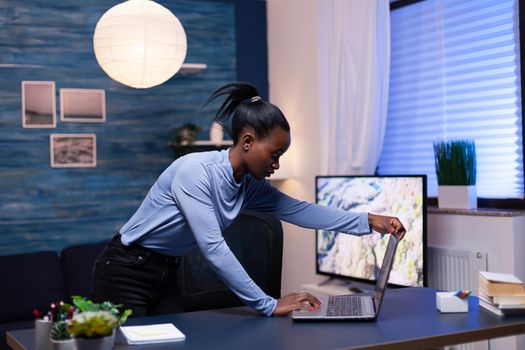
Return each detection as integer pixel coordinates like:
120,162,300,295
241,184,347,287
93,0,187,89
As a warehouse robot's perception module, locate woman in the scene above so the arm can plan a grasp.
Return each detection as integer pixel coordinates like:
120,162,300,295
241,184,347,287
91,82,406,317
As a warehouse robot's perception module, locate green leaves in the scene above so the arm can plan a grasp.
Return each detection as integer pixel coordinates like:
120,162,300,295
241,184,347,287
118,309,133,326
71,296,94,312
51,321,72,341
433,140,476,186
71,296,133,328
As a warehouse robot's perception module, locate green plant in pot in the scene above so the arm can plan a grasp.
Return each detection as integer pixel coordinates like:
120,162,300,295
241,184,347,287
169,122,202,158
433,139,477,209
67,296,132,350
50,321,74,350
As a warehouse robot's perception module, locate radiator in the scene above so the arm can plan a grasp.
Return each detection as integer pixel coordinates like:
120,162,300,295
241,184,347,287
428,246,489,350
428,245,488,292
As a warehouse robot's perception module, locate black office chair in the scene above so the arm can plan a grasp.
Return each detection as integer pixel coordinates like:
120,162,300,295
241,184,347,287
177,211,283,313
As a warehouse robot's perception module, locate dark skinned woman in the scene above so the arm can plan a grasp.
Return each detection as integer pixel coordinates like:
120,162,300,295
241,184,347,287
91,82,406,317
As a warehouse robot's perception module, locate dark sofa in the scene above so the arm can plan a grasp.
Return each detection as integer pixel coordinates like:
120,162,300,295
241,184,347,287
0,242,107,350
0,211,283,350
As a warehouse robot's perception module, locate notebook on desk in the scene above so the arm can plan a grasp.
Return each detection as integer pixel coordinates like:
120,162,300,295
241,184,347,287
120,323,186,344
291,234,399,321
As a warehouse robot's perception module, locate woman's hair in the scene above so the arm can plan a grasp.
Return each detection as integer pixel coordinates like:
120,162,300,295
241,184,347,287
205,82,290,144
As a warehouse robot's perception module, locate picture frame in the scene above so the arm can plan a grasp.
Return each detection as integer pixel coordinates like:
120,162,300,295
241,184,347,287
21,81,56,128
50,134,97,168
60,88,106,123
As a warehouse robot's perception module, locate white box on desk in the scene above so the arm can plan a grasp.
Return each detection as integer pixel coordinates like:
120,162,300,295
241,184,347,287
436,292,469,313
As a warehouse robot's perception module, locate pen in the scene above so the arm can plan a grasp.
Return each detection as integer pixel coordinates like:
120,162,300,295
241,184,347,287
33,309,41,319
454,290,471,298
50,303,56,322
67,307,74,320
59,301,65,321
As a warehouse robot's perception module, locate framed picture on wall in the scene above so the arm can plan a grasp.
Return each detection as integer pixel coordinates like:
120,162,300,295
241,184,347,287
60,88,106,122
21,81,56,128
50,134,97,168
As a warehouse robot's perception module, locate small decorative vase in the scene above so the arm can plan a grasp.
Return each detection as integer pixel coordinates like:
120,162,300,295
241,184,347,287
35,319,52,350
209,121,224,145
438,185,477,209
75,331,115,350
51,339,75,350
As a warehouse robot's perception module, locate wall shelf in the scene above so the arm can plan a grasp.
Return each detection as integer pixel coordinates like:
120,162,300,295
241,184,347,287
179,63,207,74
170,141,231,159
192,140,232,146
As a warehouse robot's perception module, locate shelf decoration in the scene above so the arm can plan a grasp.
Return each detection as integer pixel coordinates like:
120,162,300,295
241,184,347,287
209,121,224,145
21,81,56,128
60,88,106,123
50,134,97,168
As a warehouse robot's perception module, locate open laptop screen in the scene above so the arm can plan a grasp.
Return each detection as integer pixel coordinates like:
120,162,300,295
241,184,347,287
374,235,399,312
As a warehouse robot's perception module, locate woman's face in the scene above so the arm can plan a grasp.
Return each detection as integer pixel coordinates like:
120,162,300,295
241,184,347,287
243,127,291,180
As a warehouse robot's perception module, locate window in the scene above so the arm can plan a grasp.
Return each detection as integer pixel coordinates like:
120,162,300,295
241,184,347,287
378,0,523,200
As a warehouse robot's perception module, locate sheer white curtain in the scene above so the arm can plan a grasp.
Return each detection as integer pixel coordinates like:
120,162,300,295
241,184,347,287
318,0,390,175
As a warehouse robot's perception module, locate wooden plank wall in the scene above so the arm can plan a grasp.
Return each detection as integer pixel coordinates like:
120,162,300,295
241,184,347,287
0,0,236,255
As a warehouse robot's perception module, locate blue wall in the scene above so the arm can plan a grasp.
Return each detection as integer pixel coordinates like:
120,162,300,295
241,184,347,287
0,0,253,255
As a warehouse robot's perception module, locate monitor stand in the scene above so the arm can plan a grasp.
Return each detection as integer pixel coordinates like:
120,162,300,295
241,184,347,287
317,277,373,294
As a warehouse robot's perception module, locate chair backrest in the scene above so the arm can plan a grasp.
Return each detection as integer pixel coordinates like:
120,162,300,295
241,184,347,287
60,241,107,300
178,211,283,312
0,251,65,323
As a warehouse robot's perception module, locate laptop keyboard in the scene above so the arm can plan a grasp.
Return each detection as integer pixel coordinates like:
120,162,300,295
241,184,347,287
327,296,364,316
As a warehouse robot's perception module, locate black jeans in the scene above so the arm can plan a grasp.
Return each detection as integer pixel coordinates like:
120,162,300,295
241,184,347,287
91,234,182,317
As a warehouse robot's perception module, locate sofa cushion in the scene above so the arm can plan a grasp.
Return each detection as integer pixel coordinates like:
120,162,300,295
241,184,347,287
60,241,107,300
0,251,64,323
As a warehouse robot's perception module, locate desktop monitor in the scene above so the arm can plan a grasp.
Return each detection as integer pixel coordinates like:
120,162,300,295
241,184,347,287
316,175,427,287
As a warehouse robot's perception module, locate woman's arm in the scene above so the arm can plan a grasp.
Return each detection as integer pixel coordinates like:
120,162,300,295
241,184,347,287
244,180,405,239
244,180,369,234
172,162,277,316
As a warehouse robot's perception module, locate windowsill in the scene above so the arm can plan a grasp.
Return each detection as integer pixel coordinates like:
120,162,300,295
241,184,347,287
428,205,525,217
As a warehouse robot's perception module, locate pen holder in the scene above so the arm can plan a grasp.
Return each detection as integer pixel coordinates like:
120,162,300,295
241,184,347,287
436,292,469,313
35,319,52,350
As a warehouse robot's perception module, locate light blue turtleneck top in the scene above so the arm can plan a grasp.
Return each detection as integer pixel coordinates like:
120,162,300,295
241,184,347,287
119,149,370,316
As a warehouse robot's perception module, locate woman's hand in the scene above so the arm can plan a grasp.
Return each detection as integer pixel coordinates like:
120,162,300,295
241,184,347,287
368,213,406,240
273,292,321,316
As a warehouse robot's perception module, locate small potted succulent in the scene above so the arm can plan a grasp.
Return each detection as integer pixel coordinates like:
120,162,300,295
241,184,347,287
169,123,202,158
170,123,201,146
433,139,477,209
67,296,132,350
50,321,74,350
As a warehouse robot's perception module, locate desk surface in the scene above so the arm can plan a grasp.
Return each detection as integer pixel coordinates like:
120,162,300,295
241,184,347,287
8,288,525,350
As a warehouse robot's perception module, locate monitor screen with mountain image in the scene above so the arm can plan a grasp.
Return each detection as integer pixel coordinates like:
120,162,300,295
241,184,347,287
316,175,427,288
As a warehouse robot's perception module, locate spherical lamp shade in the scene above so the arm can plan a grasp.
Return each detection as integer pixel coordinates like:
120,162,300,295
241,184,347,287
93,0,187,89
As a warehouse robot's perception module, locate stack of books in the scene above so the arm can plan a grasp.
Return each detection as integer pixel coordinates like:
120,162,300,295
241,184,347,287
478,271,525,316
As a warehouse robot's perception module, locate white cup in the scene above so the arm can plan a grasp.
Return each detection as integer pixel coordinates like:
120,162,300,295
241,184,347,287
210,121,224,144
35,319,52,350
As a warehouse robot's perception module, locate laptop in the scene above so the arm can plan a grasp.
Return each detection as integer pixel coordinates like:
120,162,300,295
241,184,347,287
291,234,399,321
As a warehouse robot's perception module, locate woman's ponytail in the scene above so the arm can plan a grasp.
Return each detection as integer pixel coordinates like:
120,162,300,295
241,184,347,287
205,82,259,136
205,82,289,144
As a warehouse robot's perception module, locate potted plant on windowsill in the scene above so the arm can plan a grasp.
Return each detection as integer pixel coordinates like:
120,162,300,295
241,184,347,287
433,139,477,209
67,296,132,350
